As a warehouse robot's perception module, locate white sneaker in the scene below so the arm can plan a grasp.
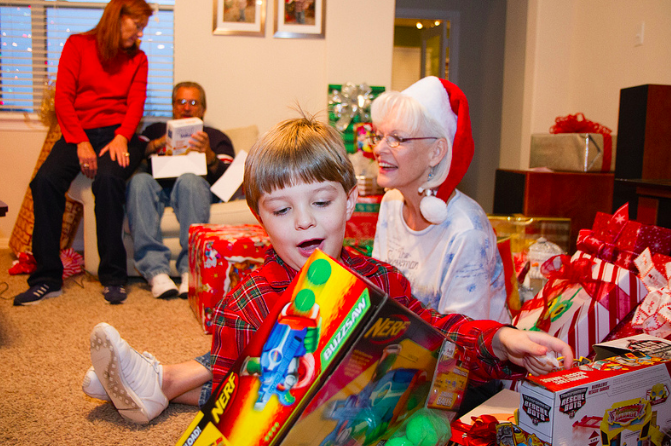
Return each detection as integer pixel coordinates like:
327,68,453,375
90,323,169,424
178,272,189,299
149,273,178,299
82,366,110,401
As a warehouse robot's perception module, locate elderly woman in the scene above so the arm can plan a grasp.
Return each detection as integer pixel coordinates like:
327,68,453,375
371,76,510,324
13,0,152,306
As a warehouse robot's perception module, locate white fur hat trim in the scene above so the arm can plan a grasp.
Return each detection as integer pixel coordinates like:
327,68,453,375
402,76,458,144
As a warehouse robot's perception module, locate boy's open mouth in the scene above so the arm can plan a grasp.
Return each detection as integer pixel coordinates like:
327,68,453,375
298,238,324,250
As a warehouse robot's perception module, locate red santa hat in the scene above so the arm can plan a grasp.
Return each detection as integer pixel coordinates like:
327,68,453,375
401,76,474,224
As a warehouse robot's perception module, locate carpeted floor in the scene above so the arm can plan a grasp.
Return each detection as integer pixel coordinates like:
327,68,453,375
0,249,212,445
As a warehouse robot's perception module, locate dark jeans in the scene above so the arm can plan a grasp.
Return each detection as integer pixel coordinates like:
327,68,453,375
29,125,143,288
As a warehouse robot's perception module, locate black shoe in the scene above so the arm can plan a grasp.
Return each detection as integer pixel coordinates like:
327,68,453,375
14,283,62,306
103,286,127,304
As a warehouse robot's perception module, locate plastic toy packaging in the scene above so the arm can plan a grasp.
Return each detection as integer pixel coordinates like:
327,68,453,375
385,408,452,446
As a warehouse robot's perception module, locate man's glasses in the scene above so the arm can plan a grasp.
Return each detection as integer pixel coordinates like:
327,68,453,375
174,99,200,107
371,132,438,148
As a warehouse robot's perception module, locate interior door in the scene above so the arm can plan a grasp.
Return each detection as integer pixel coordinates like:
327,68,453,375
420,22,447,79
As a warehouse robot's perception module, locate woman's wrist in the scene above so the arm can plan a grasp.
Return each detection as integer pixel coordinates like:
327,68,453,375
207,156,219,168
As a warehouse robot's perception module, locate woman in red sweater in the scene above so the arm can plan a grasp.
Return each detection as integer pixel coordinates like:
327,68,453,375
14,0,153,306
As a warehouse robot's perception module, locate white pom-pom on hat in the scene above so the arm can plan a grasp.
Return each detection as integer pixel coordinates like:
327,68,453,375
400,76,475,225
420,192,449,225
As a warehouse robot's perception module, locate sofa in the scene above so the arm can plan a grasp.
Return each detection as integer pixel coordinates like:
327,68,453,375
67,124,259,277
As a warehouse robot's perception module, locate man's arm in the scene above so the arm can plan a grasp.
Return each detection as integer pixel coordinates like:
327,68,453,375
202,127,235,185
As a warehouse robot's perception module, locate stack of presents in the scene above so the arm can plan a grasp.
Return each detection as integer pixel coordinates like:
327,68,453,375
179,95,671,445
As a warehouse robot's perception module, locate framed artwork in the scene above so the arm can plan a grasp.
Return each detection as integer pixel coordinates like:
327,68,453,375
213,0,266,36
274,0,325,39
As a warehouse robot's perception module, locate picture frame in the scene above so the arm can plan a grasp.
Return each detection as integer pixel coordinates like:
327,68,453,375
213,0,266,36
274,0,325,39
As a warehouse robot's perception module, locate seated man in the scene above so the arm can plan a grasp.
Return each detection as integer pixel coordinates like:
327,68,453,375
127,81,235,299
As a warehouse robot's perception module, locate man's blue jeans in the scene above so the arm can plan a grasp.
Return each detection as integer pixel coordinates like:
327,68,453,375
126,172,211,279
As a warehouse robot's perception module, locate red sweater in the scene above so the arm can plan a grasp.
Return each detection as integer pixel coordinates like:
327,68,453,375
54,33,148,144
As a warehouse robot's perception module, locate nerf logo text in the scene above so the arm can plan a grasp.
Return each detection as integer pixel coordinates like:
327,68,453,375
211,372,238,424
364,316,410,343
522,395,551,425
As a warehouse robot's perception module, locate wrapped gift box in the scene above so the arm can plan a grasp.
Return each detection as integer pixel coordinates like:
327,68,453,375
328,83,385,154
487,215,571,275
529,133,617,172
632,248,671,339
188,224,271,334
518,335,671,446
577,203,671,271
513,251,648,359
344,194,382,257
177,250,448,446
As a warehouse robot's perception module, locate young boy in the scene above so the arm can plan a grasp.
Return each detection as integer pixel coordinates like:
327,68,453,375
86,114,573,424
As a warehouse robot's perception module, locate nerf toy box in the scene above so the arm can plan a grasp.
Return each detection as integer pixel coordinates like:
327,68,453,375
518,334,671,446
176,250,451,446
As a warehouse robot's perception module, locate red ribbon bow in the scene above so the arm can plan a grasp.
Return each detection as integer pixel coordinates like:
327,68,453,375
464,415,499,446
535,254,616,332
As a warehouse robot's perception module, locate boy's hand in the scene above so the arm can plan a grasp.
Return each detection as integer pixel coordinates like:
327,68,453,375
492,327,574,376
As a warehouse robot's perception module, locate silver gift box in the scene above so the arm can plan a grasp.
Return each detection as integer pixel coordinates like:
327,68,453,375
529,133,617,172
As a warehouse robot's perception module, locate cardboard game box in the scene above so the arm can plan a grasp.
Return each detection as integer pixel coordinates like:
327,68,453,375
166,117,203,155
175,250,450,446
518,334,671,446
151,117,206,178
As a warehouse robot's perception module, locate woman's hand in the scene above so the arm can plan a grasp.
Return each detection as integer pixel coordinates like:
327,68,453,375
77,141,97,179
99,134,130,168
492,327,574,376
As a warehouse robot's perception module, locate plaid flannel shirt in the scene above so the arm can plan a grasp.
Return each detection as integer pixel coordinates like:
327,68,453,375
210,248,525,388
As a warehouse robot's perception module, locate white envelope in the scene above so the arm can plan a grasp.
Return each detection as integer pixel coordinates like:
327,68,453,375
210,150,247,202
150,152,207,179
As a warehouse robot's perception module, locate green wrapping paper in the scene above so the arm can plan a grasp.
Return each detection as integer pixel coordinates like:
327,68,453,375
328,83,385,153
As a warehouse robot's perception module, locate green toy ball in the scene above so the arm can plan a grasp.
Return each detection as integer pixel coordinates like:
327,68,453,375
294,289,316,312
307,258,331,285
406,413,438,446
386,437,414,446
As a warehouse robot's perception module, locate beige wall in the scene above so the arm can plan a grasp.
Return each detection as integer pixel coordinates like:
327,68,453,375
173,0,395,135
0,0,395,248
500,0,671,170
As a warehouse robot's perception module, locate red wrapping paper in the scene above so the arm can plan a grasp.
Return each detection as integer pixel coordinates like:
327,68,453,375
188,224,271,334
576,203,671,271
451,416,498,446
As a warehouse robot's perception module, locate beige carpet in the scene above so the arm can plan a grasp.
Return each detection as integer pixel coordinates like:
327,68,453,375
0,249,212,445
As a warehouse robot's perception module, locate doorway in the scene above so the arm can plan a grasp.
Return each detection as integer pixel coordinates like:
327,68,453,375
392,10,459,92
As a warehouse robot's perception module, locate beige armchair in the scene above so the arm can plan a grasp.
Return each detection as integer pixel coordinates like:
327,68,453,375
67,124,259,276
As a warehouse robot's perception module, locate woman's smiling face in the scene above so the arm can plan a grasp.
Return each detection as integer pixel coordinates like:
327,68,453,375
373,112,436,198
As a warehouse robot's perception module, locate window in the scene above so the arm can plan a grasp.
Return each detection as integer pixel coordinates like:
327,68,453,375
0,0,174,117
